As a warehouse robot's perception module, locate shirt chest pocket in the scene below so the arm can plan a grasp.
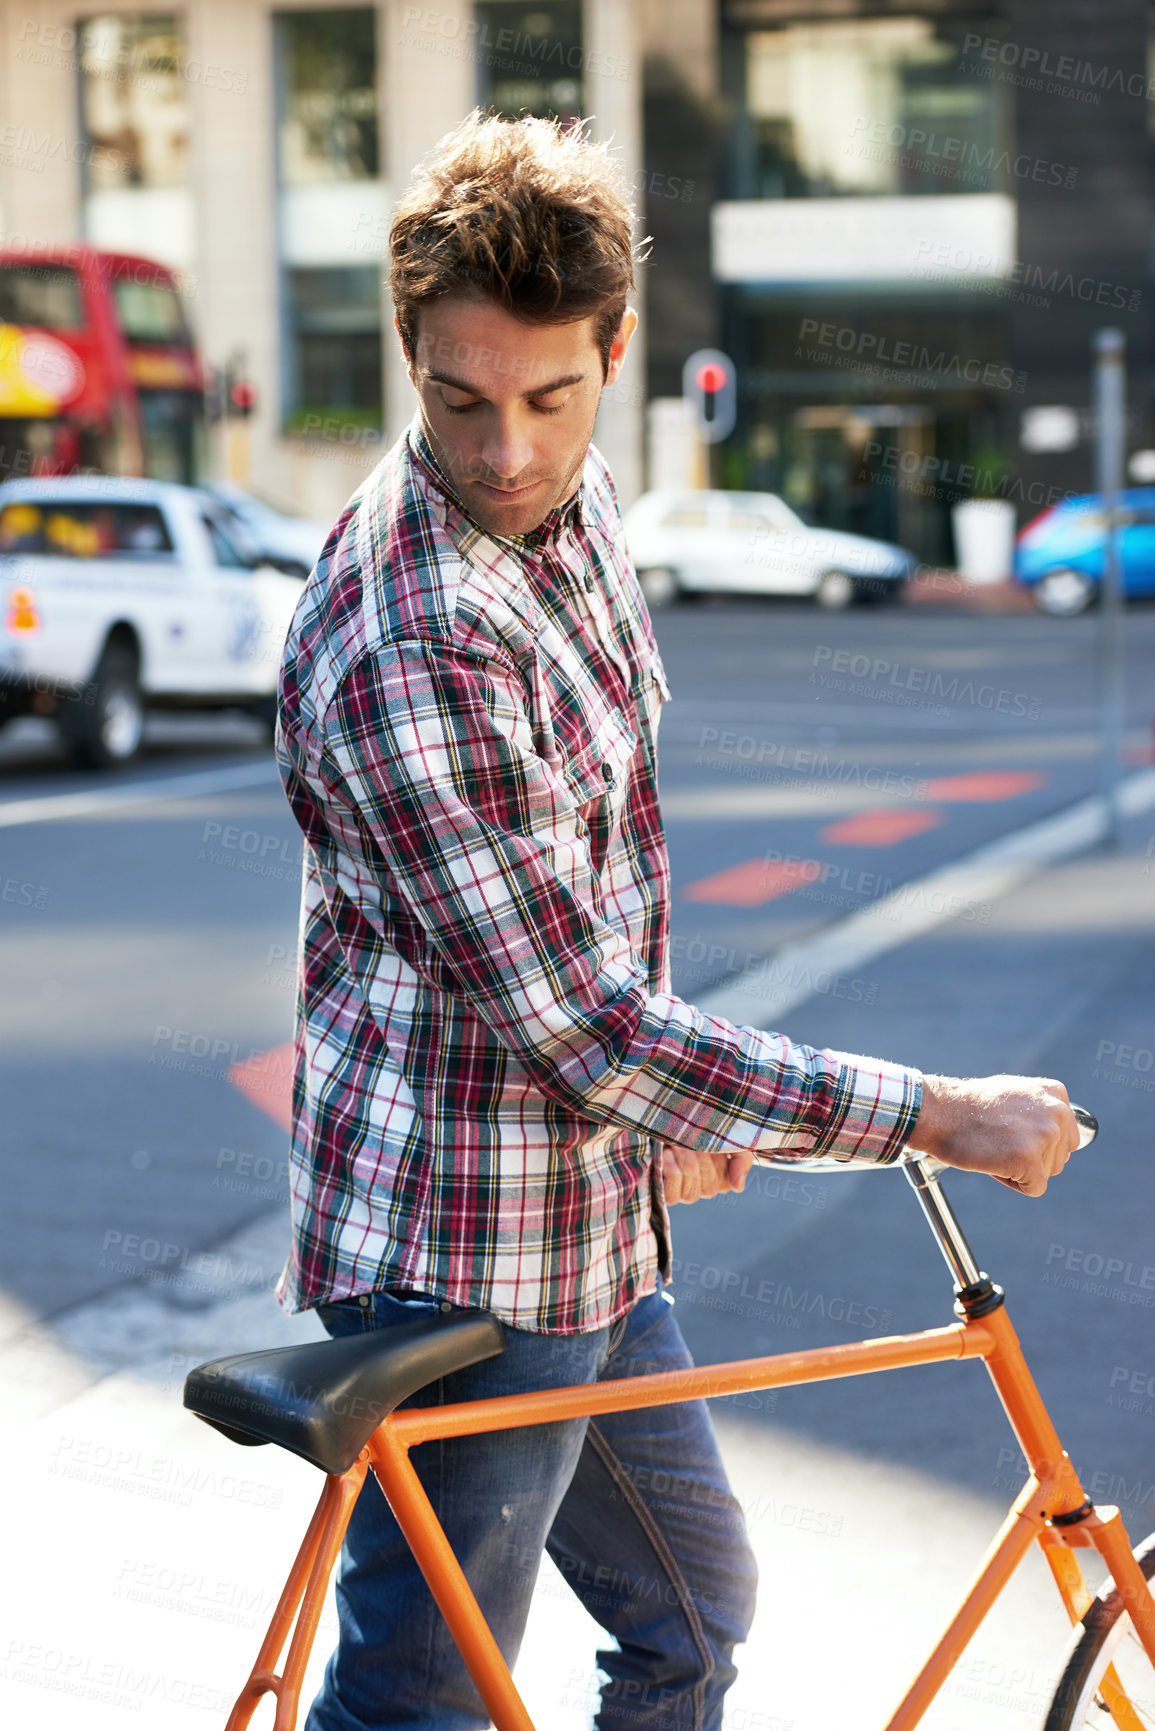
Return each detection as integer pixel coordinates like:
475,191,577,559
561,705,640,820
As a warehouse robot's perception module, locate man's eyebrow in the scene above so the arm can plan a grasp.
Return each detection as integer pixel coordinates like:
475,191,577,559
425,370,587,400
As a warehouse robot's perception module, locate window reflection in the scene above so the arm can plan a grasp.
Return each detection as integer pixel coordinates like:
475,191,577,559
737,17,1005,199
276,8,379,185
475,3,583,124
79,14,189,190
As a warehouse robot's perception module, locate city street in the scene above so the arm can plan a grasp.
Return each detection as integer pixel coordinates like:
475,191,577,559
2,597,1155,1729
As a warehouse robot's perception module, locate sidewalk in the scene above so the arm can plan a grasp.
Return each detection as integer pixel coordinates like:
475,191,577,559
3,799,1153,1729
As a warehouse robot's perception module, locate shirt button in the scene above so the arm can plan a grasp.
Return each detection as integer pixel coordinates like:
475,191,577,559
601,762,616,788
583,573,595,593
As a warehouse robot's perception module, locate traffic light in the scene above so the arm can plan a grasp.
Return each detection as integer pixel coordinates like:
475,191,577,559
682,348,736,444
228,375,257,418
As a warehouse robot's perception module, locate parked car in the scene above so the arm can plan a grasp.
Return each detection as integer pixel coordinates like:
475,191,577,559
1014,490,1155,615
622,488,916,608
207,482,331,579
0,477,308,768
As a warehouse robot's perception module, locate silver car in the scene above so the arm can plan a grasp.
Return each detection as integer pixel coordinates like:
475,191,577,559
622,489,915,609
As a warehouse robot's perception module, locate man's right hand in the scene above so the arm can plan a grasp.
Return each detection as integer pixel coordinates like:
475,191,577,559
910,1074,1079,1196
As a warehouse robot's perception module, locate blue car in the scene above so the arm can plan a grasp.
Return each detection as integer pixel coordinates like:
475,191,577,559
1014,489,1155,615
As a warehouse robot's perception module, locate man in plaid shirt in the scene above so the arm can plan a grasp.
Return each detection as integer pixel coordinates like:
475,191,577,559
277,111,1077,1731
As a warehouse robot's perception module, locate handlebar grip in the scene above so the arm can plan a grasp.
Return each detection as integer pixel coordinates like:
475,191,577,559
1072,1103,1098,1148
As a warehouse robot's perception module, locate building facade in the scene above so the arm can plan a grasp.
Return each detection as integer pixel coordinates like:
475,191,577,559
638,0,1155,564
1,0,1149,558
0,0,644,520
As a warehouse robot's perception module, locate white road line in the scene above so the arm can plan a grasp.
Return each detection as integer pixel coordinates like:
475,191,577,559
698,765,1155,1027
0,758,280,829
661,781,901,819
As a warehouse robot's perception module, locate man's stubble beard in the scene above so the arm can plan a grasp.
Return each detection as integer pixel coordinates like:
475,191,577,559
419,410,596,538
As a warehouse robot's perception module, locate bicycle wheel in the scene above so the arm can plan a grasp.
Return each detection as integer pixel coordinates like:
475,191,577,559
1044,1533,1155,1728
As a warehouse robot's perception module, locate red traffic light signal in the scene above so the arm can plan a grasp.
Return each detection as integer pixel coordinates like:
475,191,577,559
229,378,257,417
683,349,736,444
695,361,729,394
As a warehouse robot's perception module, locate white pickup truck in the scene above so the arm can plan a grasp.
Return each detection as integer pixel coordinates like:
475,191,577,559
0,476,316,768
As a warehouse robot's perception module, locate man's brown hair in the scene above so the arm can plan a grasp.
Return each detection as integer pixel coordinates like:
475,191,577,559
390,109,646,376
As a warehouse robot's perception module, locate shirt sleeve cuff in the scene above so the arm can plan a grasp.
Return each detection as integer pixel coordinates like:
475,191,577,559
808,1053,924,1165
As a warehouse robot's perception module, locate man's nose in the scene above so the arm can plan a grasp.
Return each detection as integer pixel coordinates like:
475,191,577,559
479,411,534,481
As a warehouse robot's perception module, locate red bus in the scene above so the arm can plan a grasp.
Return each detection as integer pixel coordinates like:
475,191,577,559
0,245,203,485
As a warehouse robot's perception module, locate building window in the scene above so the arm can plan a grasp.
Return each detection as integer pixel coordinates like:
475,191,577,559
283,267,383,432
274,10,384,433
731,16,1007,200
474,3,583,124
78,15,193,267
276,7,379,185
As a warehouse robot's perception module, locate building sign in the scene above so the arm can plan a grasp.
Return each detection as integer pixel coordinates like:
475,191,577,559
712,195,1017,285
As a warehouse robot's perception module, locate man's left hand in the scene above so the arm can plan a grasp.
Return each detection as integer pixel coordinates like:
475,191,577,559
660,1143,755,1205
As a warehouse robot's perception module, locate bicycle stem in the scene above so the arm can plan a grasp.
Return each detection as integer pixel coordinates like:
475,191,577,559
903,1155,984,1290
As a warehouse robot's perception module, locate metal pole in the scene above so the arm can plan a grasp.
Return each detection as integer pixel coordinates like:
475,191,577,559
1093,328,1126,849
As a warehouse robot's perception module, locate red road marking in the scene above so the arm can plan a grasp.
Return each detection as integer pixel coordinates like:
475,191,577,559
228,1040,294,1131
683,856,823,907
821,807,943,846
920,770,1046,801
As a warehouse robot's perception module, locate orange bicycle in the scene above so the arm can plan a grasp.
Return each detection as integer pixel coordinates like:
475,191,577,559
184,1105,1155,1730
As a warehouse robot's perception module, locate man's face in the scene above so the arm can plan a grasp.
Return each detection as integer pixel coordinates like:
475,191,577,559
402,294,637,537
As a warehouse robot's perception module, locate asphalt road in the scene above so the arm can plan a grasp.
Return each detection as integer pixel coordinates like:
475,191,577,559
2,598,1155,1729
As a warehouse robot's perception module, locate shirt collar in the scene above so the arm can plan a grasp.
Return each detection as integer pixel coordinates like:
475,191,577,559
407,416,585,551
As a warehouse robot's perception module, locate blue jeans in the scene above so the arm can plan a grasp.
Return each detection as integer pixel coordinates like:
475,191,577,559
304,1282,758,1731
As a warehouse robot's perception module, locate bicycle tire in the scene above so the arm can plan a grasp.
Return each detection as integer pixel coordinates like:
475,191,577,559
1044,1532,1155,1729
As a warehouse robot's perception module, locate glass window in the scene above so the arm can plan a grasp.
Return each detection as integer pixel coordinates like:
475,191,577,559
79,15,189,190
474,3,583,123
0,266,84,330
283,266,382,431
0,500,175,556
275,9,379,185
735,17,1006,199
113,278,188,343
201,512,255,569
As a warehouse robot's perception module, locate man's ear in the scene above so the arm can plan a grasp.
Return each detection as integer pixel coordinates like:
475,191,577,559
604,308,639,387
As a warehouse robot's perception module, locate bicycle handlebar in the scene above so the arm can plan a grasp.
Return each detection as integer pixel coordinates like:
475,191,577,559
1072,1103,1098,1147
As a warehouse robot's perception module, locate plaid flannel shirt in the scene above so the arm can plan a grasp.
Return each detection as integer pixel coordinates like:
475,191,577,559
274,416,922,1332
